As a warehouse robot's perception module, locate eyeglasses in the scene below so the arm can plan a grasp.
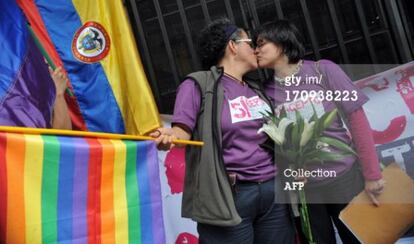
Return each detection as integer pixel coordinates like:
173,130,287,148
234,38,254,49
255,40,270,49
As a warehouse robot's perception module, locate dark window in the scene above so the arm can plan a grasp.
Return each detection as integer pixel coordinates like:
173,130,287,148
207,0,228,20
136,0,157,20
230,0,248,28
346,39,371,64
143,20,176,112
398,0,414,56
371,33,398,64
307,0,337,48
185,6,206,51
320,47,342,64
281,0,313,51
335,0,362,39
125,0,411,113
165,14,193,78
183,0,200,8
361,0,386,33
159,0,178,14
254,0,279,24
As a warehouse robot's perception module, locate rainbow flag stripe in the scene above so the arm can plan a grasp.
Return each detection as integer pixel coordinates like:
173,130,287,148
0,132,165,243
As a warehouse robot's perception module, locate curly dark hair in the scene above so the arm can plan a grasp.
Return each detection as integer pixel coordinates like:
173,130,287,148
197,18,243,70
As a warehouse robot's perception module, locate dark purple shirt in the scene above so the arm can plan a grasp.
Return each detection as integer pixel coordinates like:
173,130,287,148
264,59,369,183
172,74,276,181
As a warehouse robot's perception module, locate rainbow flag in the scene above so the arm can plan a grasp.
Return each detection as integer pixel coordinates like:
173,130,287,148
0,0,55,128
16,0,161,134
0,130,165,243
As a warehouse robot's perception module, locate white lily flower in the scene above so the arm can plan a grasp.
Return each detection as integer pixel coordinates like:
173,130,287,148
300,120,315,147
258,118,294,145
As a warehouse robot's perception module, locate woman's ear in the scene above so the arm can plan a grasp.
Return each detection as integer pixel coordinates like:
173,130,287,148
227,40,238,55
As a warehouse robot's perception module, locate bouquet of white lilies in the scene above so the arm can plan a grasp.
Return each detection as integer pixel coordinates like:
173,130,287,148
258,106,356,244
258,106,356,167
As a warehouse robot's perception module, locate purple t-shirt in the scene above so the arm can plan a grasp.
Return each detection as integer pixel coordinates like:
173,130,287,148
172,74,276,181
264,59,369,184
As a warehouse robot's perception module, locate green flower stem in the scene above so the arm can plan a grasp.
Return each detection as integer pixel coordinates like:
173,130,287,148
299,189,315,244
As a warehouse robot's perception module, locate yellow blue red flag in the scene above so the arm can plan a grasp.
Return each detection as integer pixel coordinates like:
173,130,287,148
17,0,161,135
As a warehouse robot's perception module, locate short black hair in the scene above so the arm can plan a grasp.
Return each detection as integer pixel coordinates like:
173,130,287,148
197,18,243,69
255,20,305,64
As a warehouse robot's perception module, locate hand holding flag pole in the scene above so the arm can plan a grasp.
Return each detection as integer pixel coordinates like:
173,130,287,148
26,24,74,97
0,126,204,146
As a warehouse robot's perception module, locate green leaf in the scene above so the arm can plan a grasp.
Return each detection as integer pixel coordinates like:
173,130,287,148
302,139,317,154
306,151,349,164
291,121,300,150
259,111,273,122
309,103,318,123
314,115,327,136
296,110,305,138
295,111,305,150
314,109,337,136
318,137,357,155
312,117,321,140
283,123,294,148
321,109,338,131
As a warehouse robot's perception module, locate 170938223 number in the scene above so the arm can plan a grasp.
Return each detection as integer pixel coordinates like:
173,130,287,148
285,90,358,102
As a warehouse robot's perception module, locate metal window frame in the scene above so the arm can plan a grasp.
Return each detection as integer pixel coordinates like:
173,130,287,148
153,0,181,87
238,0,250,29
353,0,378,64
273,0,284,19
200,0,211,23
299,0,321,59
126,0,163,111
384,0,412,63
224,0,235,23
176,0,200,70
326,0,350,63
396,0,414,58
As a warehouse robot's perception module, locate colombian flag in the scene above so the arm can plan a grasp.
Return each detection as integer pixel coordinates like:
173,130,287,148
0,128,166,243
0,0,55,128
16,0,161,135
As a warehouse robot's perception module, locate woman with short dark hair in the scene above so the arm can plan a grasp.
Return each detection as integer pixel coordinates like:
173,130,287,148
152,18,295,244
254,20,305,64
255,20,384,244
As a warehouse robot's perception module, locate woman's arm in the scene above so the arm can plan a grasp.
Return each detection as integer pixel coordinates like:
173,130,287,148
150,78,201,151
348,108,385,206
50,67,72,130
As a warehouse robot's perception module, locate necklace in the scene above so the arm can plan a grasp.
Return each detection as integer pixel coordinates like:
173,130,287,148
224,73,246,86
274,60,303,84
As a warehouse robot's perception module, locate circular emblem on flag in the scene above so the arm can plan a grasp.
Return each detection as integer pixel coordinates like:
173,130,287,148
72,21,110,63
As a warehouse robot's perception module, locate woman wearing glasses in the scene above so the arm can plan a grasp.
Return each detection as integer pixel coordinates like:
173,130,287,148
151,18,295,244
254,20,384,244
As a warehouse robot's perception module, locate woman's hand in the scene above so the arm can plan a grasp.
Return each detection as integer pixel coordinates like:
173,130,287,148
149,126,191,151
48,66,71,129
149,127,178,151
365,178,386,206
49,66,68,96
